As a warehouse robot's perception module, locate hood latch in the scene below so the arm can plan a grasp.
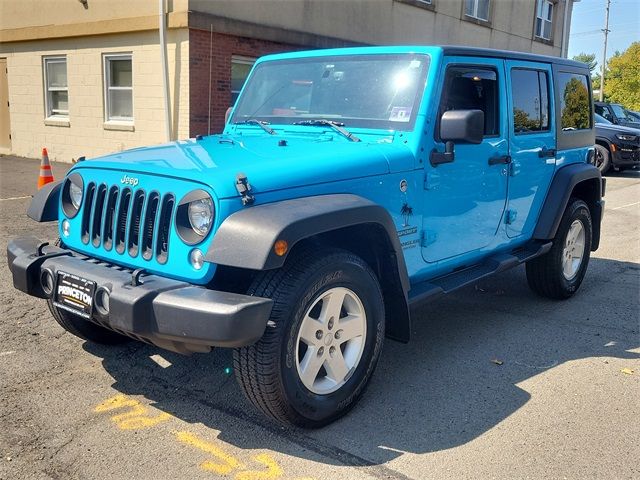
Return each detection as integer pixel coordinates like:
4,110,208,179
235,172,255,206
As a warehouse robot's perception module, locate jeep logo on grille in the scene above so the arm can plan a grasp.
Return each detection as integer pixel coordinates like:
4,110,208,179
120,174,139,187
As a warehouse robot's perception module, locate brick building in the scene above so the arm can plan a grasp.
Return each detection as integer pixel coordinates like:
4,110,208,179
0,0,580,162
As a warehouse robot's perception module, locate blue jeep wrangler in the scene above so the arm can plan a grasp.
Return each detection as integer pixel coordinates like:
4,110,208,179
8,46,604,427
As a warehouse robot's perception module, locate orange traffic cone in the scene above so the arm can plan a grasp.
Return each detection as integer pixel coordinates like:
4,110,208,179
38,147,55,189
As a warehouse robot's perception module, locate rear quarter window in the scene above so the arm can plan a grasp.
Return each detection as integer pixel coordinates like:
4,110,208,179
558,73,591,131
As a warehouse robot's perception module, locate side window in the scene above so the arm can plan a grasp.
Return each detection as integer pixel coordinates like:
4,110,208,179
440,66,499,136
557,73,591,131
511,68,550,134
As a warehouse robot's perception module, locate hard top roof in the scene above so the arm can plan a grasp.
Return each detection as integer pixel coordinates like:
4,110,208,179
258,45,587,70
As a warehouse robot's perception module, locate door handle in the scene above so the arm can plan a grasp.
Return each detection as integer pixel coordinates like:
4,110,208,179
488,155,512,165
538,147,556,158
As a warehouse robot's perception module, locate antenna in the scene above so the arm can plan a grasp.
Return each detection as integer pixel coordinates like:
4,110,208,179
208,24,213,135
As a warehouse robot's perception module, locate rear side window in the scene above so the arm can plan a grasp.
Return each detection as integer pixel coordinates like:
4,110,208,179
511,69,549,134
557,73,591,131
440,66,499,136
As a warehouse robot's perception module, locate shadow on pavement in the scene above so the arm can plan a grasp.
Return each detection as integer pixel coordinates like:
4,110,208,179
83,256,639,467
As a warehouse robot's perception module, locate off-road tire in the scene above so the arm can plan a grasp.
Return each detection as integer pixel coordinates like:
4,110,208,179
47,299,129,344
526,199,592,299
233,247,385,428
594,144,611,174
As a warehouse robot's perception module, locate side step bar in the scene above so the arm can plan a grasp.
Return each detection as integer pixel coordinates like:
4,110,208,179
408,241,552,307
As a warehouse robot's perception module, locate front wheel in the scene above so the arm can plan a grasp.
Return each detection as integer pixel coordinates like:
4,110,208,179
526,199,592,299
233,247,385,428
594,144,611,174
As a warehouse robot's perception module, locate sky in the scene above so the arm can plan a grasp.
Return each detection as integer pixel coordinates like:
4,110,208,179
568,0,640,69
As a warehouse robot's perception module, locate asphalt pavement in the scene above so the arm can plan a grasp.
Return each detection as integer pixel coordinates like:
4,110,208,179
0,155,638,480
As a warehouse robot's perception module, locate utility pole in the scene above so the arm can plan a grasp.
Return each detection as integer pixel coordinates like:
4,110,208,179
599,0,611,101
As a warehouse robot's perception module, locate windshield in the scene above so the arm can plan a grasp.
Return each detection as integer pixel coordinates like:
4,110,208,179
231,54,430,131
610,104,632,120
594,113,612,124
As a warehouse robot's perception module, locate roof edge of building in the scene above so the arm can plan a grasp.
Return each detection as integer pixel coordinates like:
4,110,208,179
0,11,189,44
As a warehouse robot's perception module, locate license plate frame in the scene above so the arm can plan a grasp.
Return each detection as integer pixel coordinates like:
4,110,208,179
54,271,96,318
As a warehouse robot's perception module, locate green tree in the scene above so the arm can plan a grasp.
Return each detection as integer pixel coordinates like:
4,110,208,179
561,78,590,129
514,108,540,132
605,42,640,110
572,52,598,75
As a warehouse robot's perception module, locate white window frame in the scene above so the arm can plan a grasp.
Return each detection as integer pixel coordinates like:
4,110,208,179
535,0,554,40
465,0,490,21
103,53,133,123
43,56,69,119
231,55,256,103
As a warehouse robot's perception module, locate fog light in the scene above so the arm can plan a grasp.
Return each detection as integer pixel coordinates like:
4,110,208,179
190,248,205,270
95,287,110,316
41,269,54,296
62,219,71,237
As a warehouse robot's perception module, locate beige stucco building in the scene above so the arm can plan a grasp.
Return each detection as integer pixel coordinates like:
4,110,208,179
0,0,579,162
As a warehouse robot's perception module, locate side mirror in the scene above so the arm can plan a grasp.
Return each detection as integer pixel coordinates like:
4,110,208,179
225,107,233,124
430,109,485,166
440,109,484,144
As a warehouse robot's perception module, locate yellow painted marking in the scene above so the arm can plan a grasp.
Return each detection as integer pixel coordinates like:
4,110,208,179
174,430,242,475
95,394,172,430
236,453,283,480
95,395,312,479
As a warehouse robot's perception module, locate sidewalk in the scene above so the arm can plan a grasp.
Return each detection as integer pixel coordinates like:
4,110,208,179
0,155,71,200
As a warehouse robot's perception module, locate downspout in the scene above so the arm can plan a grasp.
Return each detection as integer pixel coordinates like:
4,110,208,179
561,0,570,58
159,0,172,141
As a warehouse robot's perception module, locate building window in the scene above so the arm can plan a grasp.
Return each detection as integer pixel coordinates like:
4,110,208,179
231,56,255,105
558,72,591,131
464,0,490,21
511,69,550,134
535,0,554,40
43,56,68,118
395,0,433,7
104,54,133,122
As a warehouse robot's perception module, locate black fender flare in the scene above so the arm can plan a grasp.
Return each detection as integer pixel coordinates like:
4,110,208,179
206,194,409,288
206,194,412,342
27,180,62,222
533,163,603,248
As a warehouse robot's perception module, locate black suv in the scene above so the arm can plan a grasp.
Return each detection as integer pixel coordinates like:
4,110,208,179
594,102,640,128
594,113,640,173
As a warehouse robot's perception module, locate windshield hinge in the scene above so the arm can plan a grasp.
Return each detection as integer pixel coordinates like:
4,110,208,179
235,172,255,206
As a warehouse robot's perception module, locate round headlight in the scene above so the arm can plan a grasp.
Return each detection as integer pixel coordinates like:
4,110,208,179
188,197,214,236
62,173,84,218
69,181,83,209
176,190,215,245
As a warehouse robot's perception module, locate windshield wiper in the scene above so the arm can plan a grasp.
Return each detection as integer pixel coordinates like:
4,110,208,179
234,119,276,135
293,119,360,142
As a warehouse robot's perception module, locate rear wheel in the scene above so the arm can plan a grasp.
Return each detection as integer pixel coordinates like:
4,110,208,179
594,144,611,174
233,247,385,428
526,199,592,299
47,299,129,344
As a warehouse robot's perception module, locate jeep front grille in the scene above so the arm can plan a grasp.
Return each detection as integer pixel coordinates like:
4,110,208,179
81,183,174,264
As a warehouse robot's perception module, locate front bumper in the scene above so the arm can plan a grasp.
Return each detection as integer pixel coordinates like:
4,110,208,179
7,237,273,354
611,143,640,168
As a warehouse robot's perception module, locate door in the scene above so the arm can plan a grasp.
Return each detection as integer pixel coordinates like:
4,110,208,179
505,61,556,238
0,58,10,151
422,58,509,263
